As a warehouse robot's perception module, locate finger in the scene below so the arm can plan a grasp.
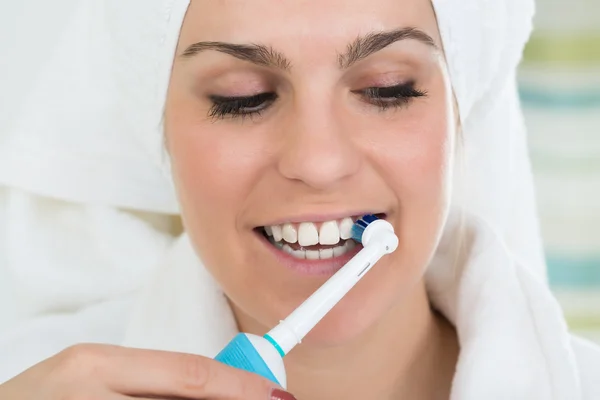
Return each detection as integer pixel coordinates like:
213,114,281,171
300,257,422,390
100,346,275,399
112,389,212,400
111,394,169,400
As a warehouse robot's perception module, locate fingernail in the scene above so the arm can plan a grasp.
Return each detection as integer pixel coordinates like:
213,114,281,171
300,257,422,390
271,388,298,400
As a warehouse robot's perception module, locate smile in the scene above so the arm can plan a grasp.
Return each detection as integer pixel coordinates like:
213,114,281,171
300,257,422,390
259,214,385,261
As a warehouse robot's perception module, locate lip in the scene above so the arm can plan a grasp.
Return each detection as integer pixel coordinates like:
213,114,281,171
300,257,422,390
255,231,363,276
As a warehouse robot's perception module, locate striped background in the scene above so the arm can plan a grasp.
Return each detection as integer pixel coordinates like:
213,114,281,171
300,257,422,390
519,0,600,343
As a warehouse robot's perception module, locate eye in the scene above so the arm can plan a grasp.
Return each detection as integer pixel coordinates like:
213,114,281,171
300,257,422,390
354,81,427,111
208,92,277,120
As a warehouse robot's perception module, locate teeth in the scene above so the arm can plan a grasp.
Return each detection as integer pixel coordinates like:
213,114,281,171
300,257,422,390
333,245,347,257
264,216,365,260
319,248,334,259
319,221,340,245
271,225,283,242
278,242,356,260
298,222,319,246
270,237,358,260
282,223,298,243
305,249,320,260
292,249,306,259
339,217,354,240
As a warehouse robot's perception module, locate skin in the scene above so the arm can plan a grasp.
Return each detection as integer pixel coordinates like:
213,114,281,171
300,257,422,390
166,0,459,399
0,1,459,399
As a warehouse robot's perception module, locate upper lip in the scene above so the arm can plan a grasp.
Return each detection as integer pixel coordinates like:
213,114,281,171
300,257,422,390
257,211,387,227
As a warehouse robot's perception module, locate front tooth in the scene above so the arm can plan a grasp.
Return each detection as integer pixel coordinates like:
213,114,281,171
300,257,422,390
298,222,319,246
282,223,298,243
339,217,354,240
305,250,320,260
292,249,306,259
271,225,283,242
319,248,334,259
319,221,340,245
345,240,356,251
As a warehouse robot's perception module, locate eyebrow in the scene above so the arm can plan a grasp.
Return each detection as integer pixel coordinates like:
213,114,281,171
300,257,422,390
181,42,292,70
180,27,437,70
339,27,437,68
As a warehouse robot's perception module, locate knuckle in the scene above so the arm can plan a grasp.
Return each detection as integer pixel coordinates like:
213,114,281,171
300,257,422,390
179,354,211,390
224,369,246,397
54,344,109,377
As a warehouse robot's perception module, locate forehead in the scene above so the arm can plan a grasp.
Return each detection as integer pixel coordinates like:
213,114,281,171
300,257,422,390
179,0,442,52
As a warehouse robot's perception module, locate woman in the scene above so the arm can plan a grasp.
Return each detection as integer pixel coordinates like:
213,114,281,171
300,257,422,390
0,0,598,399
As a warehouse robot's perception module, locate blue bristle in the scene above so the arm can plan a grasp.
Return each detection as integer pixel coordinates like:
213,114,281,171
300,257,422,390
351,214,380,243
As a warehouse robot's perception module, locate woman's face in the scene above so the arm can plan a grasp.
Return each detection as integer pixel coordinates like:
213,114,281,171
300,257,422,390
165,0,455,345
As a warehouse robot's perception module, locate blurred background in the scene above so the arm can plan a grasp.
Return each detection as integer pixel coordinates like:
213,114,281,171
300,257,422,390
519,0,600,343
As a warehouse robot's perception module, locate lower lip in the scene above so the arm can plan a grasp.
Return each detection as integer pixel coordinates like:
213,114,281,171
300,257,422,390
256,232,363,276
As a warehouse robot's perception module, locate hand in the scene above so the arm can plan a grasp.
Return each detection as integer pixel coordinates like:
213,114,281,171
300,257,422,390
0,343,297,399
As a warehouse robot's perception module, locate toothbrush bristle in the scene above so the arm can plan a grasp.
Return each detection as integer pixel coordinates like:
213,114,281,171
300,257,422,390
351,214,380,243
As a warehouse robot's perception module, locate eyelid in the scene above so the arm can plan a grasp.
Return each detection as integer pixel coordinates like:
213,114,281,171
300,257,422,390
209,92,274,102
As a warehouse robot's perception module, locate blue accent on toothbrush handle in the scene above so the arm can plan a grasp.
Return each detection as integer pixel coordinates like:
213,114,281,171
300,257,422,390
214,334,281,385
264,334,285,357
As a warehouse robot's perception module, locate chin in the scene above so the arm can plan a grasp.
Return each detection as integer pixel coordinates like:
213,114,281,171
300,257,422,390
300,301,387,347
279,256,410,348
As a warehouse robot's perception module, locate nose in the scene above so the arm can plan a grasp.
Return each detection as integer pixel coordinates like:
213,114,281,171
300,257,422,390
277,102,362,190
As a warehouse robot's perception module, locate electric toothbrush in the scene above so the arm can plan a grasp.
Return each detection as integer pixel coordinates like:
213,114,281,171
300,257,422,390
214,214,398,388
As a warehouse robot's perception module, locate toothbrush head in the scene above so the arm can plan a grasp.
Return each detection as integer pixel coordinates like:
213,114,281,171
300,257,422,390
351,214,399,253
350,214,381,243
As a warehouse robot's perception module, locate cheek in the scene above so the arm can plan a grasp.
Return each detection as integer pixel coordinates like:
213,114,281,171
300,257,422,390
369,89,454,279
369,93,454,212
165,96,269,264
381,110,452,206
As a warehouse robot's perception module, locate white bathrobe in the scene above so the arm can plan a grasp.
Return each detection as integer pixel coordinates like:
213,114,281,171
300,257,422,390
1,201,598,399
0,0,599,398
118,212,600,400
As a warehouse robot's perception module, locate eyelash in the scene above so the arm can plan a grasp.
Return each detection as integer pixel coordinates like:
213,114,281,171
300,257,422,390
207,82,426,120
208,92,277,120
356,82,427,111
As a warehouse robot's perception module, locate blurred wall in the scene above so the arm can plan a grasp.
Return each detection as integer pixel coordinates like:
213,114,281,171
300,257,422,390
519,0,600,342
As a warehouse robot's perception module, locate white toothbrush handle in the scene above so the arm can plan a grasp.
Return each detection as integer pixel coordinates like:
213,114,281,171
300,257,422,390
267,225,397,355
